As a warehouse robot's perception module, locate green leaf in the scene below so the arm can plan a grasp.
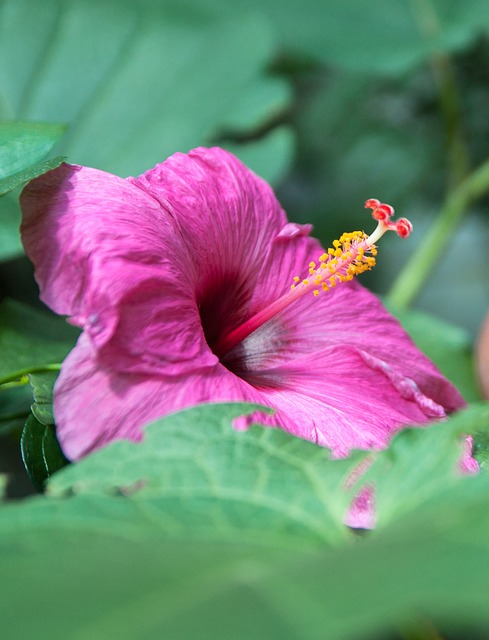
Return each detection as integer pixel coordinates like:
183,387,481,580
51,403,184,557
28,370,58,426
0,299,79,384
231,0,489,75
1,0,291,183
0,383,32,435
20,414,48,490
360,403,489,528
41,420,68,477
48,402,365,545
2,474,489,638
0,155,65,197
0,191,26,259
0,120,65,180
389,304,481,402
20,413,68,491
472,427,489,469
0,493,316,639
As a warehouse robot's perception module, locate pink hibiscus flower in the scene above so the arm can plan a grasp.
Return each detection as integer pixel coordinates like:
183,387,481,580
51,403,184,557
20,147,465,467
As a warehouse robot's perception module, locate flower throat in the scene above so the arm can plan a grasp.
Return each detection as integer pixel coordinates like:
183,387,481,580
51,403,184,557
213,199,412,359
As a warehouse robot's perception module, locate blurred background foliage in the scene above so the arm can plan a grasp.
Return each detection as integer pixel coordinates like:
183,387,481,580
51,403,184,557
1,2,489,638
0,0,488,335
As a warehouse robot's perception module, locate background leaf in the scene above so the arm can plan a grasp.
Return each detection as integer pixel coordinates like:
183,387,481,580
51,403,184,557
0,155,65,197
389,304,481,402
0,384,32,435
0,0,291,181
0,299,79,383
0,0,293,262
239,0,489,75
0,120,65,180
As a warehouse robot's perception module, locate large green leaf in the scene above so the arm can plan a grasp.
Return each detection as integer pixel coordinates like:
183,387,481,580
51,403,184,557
0,191,24,258
3,405,489,638
1,466,489,638
48,403,364,545
0,0,291,181
0,119,64,256
0,155,65,197
0,0,292,261
360,403,489,528
0,120,65,179
0,298,78,383
236,0,489,74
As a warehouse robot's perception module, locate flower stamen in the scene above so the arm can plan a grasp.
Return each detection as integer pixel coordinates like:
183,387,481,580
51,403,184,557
214,200,412,358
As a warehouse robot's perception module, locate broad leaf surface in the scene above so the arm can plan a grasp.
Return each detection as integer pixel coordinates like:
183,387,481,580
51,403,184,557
0,299,79,383
0,0,291,181
0,155,65,197
230,0,489,74
1,468,489,638
48,403,364,545
0,120,65,180
0,0,292,260
359,404,489,528
0,191,24,259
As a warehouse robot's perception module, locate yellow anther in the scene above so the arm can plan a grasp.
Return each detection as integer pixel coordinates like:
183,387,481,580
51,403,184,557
288,217,386,297
291,284,296,289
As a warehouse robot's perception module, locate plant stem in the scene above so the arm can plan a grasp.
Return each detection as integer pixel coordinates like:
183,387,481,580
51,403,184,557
391,0,475,308
0,364,61,388
388,156,489,308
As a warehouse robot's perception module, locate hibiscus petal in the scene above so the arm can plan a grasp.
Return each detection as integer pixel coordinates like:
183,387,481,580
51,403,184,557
226,278,465,413
130,147,324,340
344,485,376,529
22,147,468,469
20,163,178,318
54,334,262,460
233,344,452,457
20,163,215,376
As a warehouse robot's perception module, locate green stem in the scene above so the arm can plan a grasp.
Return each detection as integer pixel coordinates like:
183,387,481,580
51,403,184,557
0,364,61,387
388,156,489,308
